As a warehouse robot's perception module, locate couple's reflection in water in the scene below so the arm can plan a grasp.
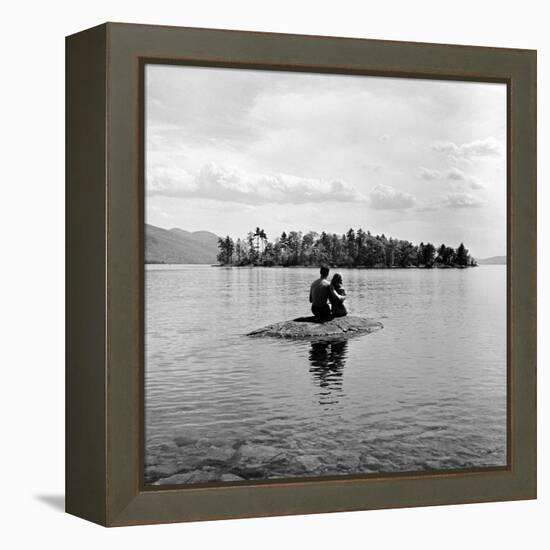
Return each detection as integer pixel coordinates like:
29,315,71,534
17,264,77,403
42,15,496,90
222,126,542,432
308,339,349,406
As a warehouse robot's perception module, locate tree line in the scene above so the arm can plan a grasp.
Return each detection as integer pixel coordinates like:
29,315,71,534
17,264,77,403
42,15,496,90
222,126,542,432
217,227,477,268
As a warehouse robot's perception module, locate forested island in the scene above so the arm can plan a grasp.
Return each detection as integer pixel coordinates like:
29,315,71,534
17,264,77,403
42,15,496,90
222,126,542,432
216,227,477,269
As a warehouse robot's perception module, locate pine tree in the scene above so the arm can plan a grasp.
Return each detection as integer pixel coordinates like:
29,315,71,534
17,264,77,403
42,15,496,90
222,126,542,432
456,243,469,266
422,243,436,267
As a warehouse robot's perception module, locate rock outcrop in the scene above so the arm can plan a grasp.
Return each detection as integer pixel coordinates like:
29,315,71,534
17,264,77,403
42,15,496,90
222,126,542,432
247,315,383,340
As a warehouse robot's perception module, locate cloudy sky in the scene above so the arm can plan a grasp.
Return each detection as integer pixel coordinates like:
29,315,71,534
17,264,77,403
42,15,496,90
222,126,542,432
145,64,506,258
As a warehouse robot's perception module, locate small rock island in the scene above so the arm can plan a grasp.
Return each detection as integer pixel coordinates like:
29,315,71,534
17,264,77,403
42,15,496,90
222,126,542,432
247,315,383,340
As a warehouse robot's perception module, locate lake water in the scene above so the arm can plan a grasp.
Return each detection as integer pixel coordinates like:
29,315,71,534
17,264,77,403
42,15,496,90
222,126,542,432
145,265,507,485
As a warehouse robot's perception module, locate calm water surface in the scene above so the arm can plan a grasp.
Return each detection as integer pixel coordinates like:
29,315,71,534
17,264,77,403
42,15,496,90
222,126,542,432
145,265,506,484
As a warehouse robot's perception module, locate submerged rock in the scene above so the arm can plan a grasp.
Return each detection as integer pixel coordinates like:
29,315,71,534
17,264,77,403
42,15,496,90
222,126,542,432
200,445,238,465
247,315,383,340
295,454,324,472
146,460,179,480
154,469,219,485
238,444,286,466
220,473,245,482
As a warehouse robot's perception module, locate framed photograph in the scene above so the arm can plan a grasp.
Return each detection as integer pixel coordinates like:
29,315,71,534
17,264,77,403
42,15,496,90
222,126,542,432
66,23,536,526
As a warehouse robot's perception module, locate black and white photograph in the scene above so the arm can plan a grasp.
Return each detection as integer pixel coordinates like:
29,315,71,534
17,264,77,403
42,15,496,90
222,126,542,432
3,0,545,542
144,64,507,486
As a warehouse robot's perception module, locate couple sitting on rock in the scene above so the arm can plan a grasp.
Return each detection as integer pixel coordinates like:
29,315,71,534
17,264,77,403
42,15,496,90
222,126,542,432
309,266,347,322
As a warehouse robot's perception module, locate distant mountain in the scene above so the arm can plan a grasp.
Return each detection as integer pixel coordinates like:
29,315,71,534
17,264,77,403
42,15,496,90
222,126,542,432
145,224,219,264
169,228,219,248
477,256,506,265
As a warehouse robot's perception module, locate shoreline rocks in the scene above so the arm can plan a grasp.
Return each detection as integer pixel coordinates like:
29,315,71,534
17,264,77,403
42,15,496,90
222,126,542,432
145,434,504,486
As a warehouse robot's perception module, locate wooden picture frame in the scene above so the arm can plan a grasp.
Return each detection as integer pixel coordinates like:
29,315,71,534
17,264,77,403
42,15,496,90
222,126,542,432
66,22,537,526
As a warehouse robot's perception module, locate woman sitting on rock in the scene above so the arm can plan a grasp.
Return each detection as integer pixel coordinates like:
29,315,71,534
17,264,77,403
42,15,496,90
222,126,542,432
329,273,347,318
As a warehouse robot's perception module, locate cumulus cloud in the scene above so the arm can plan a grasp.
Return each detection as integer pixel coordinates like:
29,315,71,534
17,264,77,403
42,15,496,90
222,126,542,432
414,191,485,212
415,204,439,212
444,193,484,209
147,165,195,195
418,167,440,181
465,178,484,190
368,184,416,210
432,137,502,159
146,162,366,205
446,167,467,181
419,167,485,190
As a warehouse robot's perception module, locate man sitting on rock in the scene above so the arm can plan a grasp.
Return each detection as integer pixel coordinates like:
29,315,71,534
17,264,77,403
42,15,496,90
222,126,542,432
309,265,333,322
